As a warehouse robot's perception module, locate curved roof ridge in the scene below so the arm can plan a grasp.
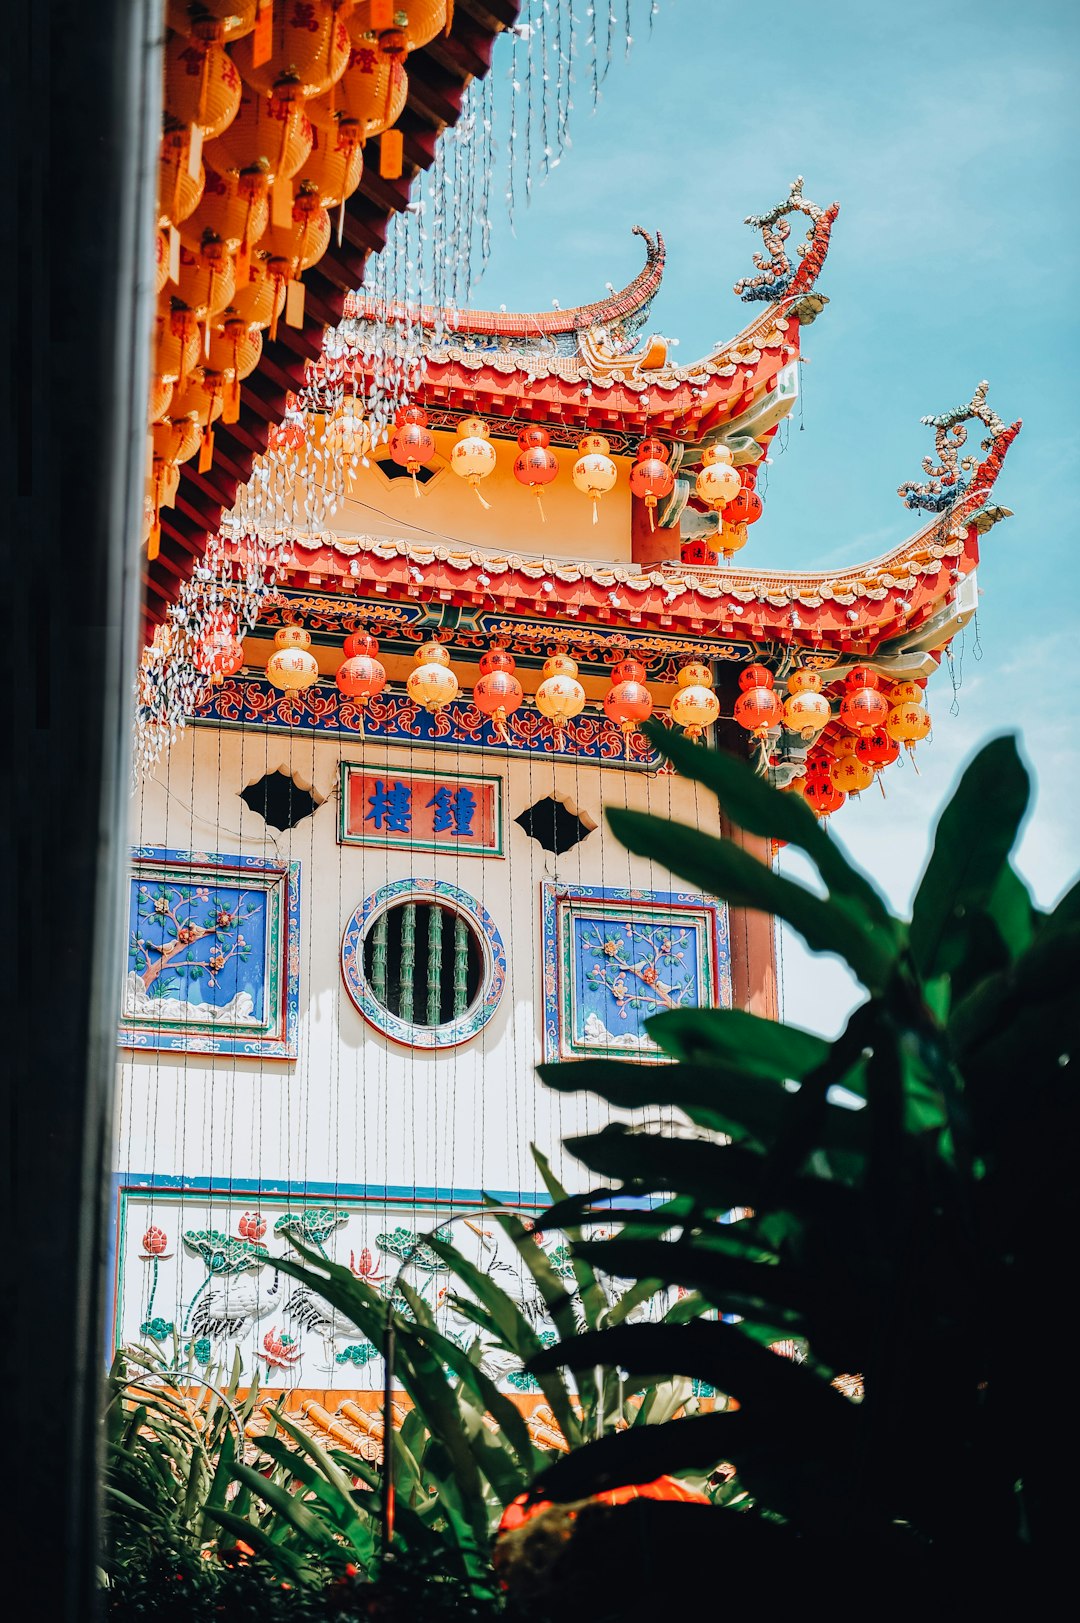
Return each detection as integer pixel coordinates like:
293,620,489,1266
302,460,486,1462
680,420,1022,589
340,225,665,340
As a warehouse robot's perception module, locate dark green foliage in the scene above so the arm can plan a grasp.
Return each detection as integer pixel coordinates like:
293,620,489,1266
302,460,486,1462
525,725,1076,1572
103,1548,504,1622
103,1198,705,1616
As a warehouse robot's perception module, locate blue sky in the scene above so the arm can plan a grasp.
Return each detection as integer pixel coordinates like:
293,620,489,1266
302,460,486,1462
466,0,1079,1032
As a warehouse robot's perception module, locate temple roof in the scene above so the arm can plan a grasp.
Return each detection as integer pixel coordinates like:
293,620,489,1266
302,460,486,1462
323,182,839,442
340,222,666,347
224,416,1018,663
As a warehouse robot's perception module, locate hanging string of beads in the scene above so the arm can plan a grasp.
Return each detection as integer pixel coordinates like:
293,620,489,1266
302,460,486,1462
137,3,685,779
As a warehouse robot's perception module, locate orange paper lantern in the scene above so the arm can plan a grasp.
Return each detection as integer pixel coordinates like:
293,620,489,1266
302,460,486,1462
164,35,243,138
231,7,351,102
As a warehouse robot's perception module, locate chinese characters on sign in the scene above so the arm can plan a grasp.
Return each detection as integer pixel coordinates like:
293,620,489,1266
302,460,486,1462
339,766,503,856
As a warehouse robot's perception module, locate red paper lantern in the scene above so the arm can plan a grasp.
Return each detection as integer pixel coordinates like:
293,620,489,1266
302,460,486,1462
343,630,379,659
336,628,386,714
336,654,386,701
855,728,899,768
389,407,436,494
474,647,523,742
474,657,524,741
516,425,550,449
723,487,763,526
734,686,784,737
802,773,846,817
513,426,559,519
738,664,775,691
839,686,890,734
479,647,517,678
603,657,653,750
204,636,244,682
628,437,674,529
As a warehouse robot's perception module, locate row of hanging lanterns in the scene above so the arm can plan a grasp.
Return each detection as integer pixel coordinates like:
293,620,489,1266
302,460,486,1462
254,632,931,805
278,399,769,548
259,628,724,750
351,407,687,527
148,1,451,555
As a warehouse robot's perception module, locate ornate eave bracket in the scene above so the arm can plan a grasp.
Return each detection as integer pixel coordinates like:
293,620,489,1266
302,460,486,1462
898,381,1019,514
733,177,840,305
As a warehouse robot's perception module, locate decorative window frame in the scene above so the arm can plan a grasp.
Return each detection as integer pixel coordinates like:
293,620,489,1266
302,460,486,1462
119,845,300,1059
341,878,506,1049
541,880,730,1063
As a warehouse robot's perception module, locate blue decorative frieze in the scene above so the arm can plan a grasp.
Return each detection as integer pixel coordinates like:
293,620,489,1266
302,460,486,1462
194,676,664,770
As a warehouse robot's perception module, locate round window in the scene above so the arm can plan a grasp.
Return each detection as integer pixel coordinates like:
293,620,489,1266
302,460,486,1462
341,881,506,1048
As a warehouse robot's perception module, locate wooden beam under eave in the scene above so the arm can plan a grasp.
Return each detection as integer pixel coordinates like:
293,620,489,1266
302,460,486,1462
321,237,370,284
186,464,239,514
405,54,467,127
459,0,521,29
358,168,414,220
314,250,368,296
259,334,317,381
300,281,341,331
274,321,324,369
141,568,171,605
239,389,287,430
401,119,440,172
154,528,198,579
203,434,251,486
175,485,225,535
308,259,365,309
158,507,204,555
253,351,310,397
427,17,497,81
341,202,391,256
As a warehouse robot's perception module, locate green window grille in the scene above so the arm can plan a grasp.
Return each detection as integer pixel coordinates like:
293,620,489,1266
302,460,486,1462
362,900,483,1030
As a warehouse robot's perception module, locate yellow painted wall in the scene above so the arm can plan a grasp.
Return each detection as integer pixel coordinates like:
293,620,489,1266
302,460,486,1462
333,428,636,563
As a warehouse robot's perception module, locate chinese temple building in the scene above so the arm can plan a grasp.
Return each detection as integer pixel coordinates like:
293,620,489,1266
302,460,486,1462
114,157,1019,1449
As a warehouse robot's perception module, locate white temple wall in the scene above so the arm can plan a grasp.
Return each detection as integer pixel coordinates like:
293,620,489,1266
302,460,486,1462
115,719,722,1203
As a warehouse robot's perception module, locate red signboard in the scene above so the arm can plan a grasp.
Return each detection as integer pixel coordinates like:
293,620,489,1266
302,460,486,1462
339,765,503,857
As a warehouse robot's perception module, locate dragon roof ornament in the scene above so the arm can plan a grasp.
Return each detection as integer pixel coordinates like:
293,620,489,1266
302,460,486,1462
733,176,839,305
898,381,1013,512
